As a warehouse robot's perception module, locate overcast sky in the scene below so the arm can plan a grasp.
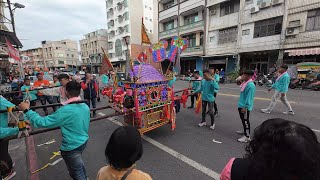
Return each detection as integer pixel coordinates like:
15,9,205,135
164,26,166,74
13,0,106,50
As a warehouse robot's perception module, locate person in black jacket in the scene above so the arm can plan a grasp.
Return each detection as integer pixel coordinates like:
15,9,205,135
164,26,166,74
81,73,99,117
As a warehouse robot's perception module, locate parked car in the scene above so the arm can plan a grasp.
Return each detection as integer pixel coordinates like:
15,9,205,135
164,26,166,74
29,75,53,86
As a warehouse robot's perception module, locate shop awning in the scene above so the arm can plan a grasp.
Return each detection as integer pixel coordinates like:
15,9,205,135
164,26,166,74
285,47,320,56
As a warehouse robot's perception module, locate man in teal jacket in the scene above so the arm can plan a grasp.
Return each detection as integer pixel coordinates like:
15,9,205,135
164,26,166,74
19,81,90,180
193,69,219,130
237,70,256,143
210,69,220,117
0,96,18,179
261,65,294,115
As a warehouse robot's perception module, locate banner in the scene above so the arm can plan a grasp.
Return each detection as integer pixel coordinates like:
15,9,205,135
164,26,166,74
6,38,20,61
100,47,113,74
141,18,151,45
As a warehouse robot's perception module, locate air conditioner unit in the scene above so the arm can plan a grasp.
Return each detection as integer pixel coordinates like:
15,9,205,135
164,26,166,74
272,0,283,5
210,9,217,16
286,28,299,36
260,2,271,9
250,6,259,14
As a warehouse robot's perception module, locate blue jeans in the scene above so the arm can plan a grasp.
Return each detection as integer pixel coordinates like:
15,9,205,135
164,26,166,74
61,142,87,180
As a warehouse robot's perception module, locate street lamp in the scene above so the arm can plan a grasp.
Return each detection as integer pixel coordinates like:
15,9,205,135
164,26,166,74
6,0,25,34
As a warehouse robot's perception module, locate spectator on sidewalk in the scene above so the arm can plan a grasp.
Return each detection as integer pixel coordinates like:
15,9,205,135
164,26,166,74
81,73,98,117
96,126,152,180
33,73,55,115
0,96,18,180
220,118,320,180
20,78,38,107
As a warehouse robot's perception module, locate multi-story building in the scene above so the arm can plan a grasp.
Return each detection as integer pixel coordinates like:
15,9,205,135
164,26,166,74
106,0,158,72
41,39,79,71
21,47,44,68
206,0,286,74
79,29,108,73
158,0,206,74
283,0,320,65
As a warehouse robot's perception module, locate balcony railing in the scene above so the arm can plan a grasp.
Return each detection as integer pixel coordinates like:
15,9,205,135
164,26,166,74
183,46,203,53
159,20,205,38
180,20,204,33
159,28,178,38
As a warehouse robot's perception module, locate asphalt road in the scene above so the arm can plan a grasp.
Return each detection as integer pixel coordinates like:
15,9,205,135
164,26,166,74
9,80,320,180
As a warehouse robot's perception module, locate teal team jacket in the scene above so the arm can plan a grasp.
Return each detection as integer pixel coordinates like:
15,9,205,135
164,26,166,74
194,80,219,102
271,72,290,93
238,82,256,111
21,85,38,101
0,97,19,139
25,103,90,151
168,76,177,88
192,79,201,91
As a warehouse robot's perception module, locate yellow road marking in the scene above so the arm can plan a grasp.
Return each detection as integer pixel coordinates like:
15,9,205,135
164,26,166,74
219,93,296,104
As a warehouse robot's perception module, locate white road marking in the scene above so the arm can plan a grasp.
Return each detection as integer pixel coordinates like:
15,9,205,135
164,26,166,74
212,139,222,144
312,129,320,133
98,112,220,179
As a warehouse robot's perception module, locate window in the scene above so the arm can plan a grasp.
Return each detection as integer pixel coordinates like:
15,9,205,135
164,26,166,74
200,32,204,45
209,36,214,42
242,29,250,36
115,39,123,57
182,33,196,47
220,1,240,16
145,17,148,20
254,17,283,38
164,20,174,31
163,0,174,10
58,61,64,64
184,13,199,25
150,18,152,22
306,9,320,31
218,27,238,44
56,47,58,50
145,5,147,8
149,7,152,10
166,38,172,51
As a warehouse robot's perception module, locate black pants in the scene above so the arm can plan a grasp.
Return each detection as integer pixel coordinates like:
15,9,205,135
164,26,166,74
38,95,56,113
202,101,215,126
174,99,180,113
190,93,199,107
0,139,13,177
214,93,218,114
85,97,97,115
238,108,251,137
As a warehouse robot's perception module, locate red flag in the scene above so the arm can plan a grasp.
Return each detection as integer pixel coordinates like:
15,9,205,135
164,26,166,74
6,38,20,61
100,47,113,74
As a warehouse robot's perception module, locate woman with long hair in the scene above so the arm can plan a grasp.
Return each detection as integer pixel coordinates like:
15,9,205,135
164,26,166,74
220,118,320,180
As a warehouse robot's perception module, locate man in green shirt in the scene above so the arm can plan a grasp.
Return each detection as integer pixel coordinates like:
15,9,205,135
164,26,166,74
188,71,201,109
193,69,219,130
19,81,90,180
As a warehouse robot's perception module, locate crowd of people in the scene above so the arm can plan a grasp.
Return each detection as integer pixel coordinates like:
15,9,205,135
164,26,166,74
0,65,319,180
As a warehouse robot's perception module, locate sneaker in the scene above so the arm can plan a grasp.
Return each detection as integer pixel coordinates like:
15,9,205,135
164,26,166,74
283,111,295,115
3,170,16,180
236,130,244,135
187,106,194,109
210,124,215,130
261,109,271,114
198,122,206,127
237,136,251,143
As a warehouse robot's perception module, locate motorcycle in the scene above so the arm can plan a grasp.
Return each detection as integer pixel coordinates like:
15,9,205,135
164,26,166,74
289,78,313,90
257,74,273,88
